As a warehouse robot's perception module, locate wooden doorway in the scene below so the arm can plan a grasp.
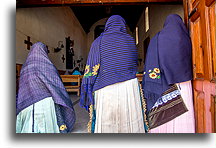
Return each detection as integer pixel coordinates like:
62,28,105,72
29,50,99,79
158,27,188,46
185,0,215,133
95,25,105,39
17,0,216,133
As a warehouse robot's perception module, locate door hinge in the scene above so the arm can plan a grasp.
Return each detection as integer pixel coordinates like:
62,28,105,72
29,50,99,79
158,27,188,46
188,8,197,19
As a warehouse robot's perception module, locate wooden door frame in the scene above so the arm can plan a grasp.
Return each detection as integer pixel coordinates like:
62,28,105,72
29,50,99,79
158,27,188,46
18,0,215,133
183,0,189,27
17,0,183,7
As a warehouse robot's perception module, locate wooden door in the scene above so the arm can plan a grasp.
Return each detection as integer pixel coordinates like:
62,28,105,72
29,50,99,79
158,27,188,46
16,0,216,133
184,0,215,133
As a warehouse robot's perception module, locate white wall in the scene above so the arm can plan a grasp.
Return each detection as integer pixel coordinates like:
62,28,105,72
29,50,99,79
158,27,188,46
16,7,87,71
16,5,184,72
136,4,184,72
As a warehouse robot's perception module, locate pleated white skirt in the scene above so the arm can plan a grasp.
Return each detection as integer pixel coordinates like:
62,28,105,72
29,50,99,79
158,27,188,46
94,78,145,133
150,81,195,133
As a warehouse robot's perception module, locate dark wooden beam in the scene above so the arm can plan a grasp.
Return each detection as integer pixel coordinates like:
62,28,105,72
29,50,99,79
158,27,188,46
17,0,183,7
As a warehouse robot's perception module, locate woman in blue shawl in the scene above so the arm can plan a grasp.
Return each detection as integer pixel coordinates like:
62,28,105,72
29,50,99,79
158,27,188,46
80,15,148,133
16,42,76,133
142,14,195,133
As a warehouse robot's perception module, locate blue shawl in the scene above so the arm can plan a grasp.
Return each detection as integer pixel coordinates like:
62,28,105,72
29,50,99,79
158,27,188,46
80,15,138,109
142,14,192,113
16,42,76,132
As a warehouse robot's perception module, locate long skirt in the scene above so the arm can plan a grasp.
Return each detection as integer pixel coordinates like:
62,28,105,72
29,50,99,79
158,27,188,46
150,81,195,133
16,97,60,133
93,78,145,133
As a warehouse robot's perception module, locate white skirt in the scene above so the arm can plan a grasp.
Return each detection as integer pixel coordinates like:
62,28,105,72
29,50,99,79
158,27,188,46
93,78,145,133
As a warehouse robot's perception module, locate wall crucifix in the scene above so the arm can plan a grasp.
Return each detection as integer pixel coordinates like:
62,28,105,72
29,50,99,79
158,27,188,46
66,37,74,69
62,54,65,63
24,36,32,50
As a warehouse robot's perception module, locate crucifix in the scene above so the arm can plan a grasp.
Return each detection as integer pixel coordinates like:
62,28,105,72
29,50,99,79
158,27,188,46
66,37,74,69
24,36,32,50
62,54,65,63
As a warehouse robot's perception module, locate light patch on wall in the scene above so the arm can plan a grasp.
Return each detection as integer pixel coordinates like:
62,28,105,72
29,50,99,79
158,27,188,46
136,26,139,45
145,7,149,33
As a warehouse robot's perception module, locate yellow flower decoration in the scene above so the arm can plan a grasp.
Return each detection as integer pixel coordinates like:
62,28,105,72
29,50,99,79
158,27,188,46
153,68,160,73
143,72,146,75
84,65,90,76
60,124,67,131
92,64,100,76
149,72,158,79
87,105,93,133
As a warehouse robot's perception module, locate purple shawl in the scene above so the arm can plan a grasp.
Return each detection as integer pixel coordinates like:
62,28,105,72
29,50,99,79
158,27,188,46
16,42,75,132
142,14,192,112
80,15,138,109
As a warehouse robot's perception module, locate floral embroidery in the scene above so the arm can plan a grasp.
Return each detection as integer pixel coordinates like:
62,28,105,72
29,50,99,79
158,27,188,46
92,64,100,76
149,72,158,79
87,105,93,133
139,83,149,132
153,68,160,73
84,65,90,76
84,64,100,78
60,124,67,131
148,68,161,79
84,65,92,77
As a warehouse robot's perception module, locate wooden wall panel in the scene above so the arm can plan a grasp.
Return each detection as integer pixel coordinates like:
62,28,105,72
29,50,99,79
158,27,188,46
208,4,216,81
197,92,205,133
191,16,205,79
17,0,183,7
191,0,197,5
188,0,215,132
193,80,205,133
210,95,215,132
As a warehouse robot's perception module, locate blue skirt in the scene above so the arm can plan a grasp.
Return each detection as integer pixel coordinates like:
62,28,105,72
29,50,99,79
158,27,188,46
16,97,60,133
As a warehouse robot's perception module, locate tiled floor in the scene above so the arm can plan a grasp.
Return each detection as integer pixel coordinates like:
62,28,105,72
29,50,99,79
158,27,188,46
69,93,89,133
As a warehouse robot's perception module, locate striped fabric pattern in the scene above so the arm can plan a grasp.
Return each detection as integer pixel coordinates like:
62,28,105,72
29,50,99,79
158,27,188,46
16,42,76,132
93,32,138,91
80,15,138,109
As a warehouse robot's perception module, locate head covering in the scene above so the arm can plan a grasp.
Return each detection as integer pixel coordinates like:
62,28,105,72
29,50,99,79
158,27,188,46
142,14,192,112
16,42,75,132
159,14,192,85
80,15,138,109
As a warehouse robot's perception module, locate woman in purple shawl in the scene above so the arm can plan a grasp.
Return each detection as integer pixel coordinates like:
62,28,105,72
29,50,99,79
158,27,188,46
80,15,148,133
16,42,76,133
142,14,195,133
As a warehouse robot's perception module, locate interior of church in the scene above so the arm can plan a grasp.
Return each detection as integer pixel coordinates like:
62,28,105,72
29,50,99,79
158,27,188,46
16,3,185,133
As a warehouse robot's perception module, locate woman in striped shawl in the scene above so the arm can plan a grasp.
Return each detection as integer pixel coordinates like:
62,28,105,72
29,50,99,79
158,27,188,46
16,42,76,133
80,15,148,133
142,14,195,133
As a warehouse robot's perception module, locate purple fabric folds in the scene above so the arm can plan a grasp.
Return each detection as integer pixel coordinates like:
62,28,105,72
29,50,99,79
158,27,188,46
158,14,192,85
80,15,138,109
142,14,192,112
80,36,102,110
16,42,75,132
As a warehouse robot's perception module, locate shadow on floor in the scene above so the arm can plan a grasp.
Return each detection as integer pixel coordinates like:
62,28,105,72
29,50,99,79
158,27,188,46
69,93,89,133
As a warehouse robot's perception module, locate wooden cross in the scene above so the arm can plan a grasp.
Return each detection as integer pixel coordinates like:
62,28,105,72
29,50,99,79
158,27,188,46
62,54,65,63
24,36,32,50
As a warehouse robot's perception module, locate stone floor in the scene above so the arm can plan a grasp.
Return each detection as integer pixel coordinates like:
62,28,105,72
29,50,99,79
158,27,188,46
69,93,89,133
